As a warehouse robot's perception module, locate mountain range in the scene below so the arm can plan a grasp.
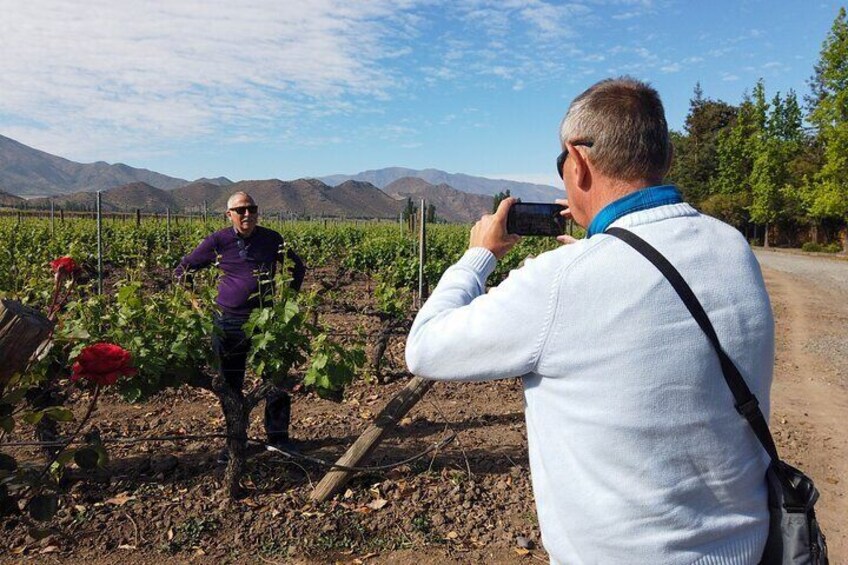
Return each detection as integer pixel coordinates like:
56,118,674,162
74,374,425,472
0,134,560,221
0,134,192,197
320,167,559,201
26,178,495,222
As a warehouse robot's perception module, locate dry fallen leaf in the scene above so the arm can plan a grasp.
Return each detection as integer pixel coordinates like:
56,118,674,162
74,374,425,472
40,546,60,554
344,489,354,499
118,545,137,551
366,498,388,511
105,493,136,506
514,547,531,556
446,531,458,540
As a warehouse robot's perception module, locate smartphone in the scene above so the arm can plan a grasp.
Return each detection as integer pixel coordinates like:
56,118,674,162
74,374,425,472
507,203,566,236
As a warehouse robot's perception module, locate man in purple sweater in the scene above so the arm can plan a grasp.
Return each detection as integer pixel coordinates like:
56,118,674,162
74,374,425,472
176,191,306,458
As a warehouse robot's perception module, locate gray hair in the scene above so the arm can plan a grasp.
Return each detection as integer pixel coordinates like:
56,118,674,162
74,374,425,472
226,191,255,209
559,77,671,182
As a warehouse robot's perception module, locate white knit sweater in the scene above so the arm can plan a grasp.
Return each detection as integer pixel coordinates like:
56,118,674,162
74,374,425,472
406,203,774,565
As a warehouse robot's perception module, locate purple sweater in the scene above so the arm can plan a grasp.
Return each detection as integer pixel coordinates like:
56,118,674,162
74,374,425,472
175,226,305,317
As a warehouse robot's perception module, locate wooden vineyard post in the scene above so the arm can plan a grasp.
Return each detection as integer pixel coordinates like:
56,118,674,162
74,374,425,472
0,299,54,387
311,376,434,503
418,199,427,306
96,192,103,295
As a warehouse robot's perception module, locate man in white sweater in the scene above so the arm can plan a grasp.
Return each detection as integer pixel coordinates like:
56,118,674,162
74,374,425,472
405,77,774,564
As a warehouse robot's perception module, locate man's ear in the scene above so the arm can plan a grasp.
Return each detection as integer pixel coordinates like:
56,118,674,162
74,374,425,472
567,142,591,191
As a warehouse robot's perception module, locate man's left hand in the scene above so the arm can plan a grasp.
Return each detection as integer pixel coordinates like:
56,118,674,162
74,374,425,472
469,197,521,260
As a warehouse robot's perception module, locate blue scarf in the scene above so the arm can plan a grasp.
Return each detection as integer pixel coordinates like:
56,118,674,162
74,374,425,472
587,184,683,237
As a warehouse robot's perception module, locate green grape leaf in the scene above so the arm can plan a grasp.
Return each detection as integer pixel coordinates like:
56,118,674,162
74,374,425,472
43,407,74,422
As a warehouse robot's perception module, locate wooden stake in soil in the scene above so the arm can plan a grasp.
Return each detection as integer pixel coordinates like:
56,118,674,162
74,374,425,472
0,299,54,386
310,376,434,503
418,199,427,307
96,192,103,295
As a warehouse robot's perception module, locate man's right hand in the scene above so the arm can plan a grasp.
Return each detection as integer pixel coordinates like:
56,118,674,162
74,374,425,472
555,198,578,245
469,197,521,260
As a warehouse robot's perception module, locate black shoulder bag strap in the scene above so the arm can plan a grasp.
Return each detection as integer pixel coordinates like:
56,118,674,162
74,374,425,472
605,227,780,466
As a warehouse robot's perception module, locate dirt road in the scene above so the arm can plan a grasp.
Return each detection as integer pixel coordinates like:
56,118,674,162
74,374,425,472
754,249,848,562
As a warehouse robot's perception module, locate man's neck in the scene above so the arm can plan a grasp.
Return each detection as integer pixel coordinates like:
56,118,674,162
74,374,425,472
586,177,661,224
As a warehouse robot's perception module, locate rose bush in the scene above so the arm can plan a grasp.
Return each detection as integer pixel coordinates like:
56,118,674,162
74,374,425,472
70,343,137,386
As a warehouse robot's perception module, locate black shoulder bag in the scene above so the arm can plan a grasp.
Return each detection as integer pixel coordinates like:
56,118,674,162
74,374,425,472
606,227,828,565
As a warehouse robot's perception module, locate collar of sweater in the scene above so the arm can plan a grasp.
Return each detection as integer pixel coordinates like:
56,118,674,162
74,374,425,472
586,184,682,237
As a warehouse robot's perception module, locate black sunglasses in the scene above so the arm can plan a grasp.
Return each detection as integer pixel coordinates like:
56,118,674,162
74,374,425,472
556,142,594,179
229,205,258,216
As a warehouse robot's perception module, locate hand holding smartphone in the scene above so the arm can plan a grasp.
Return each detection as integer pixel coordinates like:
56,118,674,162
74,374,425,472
506,202,567,236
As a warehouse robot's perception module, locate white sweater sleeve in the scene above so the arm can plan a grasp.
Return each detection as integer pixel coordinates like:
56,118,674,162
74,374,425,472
405,246,558,381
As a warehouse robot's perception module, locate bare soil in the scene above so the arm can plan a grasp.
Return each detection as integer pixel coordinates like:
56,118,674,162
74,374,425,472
2,250,846,564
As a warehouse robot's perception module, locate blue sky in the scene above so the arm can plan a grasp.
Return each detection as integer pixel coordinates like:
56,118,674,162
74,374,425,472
0,1,842,188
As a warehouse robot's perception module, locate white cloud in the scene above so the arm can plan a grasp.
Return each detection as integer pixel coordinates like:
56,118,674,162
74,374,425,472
0,0,418,160
722,73,740,82
661,63,682,73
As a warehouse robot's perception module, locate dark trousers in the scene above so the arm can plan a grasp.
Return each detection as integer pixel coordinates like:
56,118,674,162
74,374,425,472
212,314,291,443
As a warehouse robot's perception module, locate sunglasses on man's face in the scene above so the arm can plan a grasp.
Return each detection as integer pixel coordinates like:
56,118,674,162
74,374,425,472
229,205,258,216
556,141,594,179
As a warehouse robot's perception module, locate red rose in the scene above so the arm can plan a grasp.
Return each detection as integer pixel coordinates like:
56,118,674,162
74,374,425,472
71,343,137,386
50,256,79,275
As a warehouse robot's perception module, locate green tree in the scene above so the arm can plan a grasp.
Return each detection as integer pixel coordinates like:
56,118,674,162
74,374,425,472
492,189,511,212
749,137,787,247
712,96,752,198
667,84,736,205
426,203,437,223
769,90,804,144
807,7,848,250
401,197,417,222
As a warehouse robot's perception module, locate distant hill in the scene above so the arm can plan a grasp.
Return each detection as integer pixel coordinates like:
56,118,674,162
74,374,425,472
212,178,402,218
171,181,230,212
384,177,491,223
321,167,561,202
29,182,179,212
194,177,233,186
0,134,188,197
25,178,405,219
0,189,24,208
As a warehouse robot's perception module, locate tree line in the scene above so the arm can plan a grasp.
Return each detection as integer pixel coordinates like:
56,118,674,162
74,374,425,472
666,7,848,251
